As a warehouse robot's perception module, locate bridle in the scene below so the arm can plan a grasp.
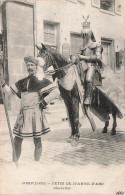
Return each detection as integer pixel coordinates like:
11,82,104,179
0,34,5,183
39,49,74,74
38,50,48,58
44,62,74,74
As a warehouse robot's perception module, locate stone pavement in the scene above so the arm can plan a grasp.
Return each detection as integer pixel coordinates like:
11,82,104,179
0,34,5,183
0,94,125,167
0,105,125,195
0,112,125,167
42,127,125,166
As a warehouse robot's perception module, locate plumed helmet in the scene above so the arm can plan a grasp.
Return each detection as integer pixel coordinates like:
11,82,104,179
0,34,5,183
81,15,92,38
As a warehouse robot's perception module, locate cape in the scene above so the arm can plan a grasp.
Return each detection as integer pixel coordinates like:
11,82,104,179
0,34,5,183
90,63,123,121
15,76,52,92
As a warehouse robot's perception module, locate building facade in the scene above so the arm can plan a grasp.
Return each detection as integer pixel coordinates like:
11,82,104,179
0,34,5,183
35,0,124,71
0,0,124,89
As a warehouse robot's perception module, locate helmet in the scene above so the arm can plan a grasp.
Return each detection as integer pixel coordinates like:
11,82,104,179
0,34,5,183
81,27,92,38
81,15,92,38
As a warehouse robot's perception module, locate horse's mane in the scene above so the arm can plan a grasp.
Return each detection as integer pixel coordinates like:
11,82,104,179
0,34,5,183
48,47,69,67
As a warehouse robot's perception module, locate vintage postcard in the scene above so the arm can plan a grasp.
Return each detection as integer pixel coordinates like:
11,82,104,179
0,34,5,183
0,0,125,194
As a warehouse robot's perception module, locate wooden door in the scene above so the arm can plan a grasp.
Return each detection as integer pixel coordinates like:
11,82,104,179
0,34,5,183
70,33,82,57
101,38,115,71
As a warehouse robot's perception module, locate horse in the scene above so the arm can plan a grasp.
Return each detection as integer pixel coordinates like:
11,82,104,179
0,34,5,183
36,43,123,139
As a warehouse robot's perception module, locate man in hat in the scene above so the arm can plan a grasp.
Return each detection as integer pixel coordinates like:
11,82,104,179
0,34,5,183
1,56,60,162
77,17,103,105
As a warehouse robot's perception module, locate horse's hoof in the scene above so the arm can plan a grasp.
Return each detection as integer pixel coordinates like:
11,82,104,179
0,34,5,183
102,128,108,133
74,136,79,141
77,134,80,138
74,134,80,141
111,130,116,135
67,135,74,143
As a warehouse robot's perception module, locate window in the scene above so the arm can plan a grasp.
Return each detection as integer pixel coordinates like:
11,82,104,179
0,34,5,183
100,0,114,12
44,23,56,45
43,21,60,49
91,0,122,15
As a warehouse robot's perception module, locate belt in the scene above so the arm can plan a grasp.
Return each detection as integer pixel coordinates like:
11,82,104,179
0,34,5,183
21,104,39,110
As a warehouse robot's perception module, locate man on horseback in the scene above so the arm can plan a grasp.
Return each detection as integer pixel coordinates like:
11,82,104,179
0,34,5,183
36,21,123,140
77,16,103,105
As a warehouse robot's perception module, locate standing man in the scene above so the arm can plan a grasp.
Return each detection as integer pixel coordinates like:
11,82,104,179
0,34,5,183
77,17,103,105
1,56,59,162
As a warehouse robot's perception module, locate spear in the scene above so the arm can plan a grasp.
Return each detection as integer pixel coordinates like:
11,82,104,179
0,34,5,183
0,65,18,167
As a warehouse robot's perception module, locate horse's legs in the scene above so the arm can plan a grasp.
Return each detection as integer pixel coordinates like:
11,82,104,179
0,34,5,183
63,99,76,137
71,97,80,139
84,105,97,131
102,120,109,133
64,97,80,140
111,111,117,135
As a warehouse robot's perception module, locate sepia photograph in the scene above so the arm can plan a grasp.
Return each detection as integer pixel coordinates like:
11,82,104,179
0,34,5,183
0,0,125,194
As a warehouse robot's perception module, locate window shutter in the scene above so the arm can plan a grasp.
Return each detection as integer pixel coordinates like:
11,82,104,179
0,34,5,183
44,23,56,45
91,0,100,8
115,0,122,15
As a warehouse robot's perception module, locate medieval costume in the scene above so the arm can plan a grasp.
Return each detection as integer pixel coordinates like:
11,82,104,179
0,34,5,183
2,56,60,161
77,18,103,105
77,17,123,135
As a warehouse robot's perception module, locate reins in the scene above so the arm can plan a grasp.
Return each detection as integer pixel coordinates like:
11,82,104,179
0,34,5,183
44,62,74,74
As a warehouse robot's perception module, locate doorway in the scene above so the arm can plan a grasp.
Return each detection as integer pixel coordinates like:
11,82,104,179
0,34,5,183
70,32,82,57
101,38,115,71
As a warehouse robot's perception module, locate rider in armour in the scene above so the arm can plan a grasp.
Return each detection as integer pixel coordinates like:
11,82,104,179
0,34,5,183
77,16,103,105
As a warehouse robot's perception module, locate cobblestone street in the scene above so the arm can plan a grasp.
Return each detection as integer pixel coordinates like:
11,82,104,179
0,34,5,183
0,102,125,195
0,123,125,194
0,120,125,167
0,98,125,165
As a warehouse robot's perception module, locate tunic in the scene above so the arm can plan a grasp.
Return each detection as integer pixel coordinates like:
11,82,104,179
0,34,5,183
3,76,59,138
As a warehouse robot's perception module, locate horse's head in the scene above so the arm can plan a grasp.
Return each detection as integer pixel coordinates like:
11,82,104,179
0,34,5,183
36,43,53,71
36,43,48,58
36,43,69,79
